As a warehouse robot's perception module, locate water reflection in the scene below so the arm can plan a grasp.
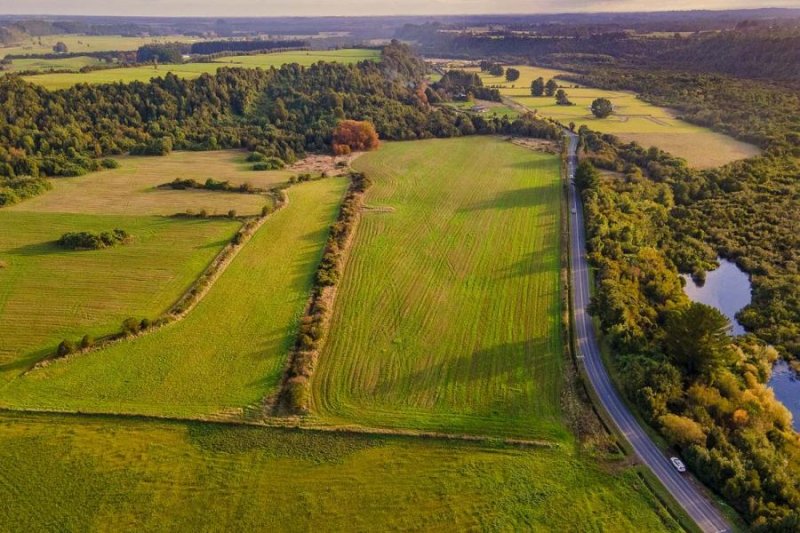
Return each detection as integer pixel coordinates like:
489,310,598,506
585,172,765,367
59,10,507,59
770,360,800,432
682,259,751,336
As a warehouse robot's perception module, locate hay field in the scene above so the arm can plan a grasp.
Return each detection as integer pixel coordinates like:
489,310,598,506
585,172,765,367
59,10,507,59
1,178,348,418
475,65,760,168
0,211,240,383
22,49,380,90
9,150,290,217
0,412,679,532
312,137,565,441
1,34,199,56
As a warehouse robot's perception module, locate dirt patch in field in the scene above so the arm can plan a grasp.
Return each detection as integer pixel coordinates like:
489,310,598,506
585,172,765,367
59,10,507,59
289,152,363,177
509,137,560,154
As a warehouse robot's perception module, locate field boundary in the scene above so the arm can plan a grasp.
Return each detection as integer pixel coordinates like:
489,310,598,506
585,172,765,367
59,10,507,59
272,171,371,415
0,406,558,449
28,188,287,372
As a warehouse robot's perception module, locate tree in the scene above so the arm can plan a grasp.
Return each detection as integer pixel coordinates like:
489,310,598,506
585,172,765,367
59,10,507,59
488,63,504,77
545,79,558,96
52,42,68,54
591,98,614,118
332,120,380,155
663,303,736,382
531,77,545,96
575,160,600,191
505,68,520,82
555,89,573,106
659,414,706,447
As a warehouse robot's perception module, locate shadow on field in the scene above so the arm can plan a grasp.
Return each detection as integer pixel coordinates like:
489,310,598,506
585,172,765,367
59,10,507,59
497,245,559,280
460,184,554,212
4,241,59,257
377,337,554,413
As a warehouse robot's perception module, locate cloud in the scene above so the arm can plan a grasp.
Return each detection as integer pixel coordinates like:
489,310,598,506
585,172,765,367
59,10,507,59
0,0,798,17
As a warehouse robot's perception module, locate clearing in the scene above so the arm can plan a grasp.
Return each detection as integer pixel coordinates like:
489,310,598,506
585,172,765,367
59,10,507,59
0,211,240,384
1,178,348,418
0,412,680,532
21,49,380,90
473,65,760,168
9,150,291,217
311,137,565,441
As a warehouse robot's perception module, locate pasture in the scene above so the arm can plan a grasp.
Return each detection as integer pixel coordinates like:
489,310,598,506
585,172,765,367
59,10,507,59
0,211,240,384
9,150,290,217
312,137,566,441
21,49,381,90
1,178,348,418
1,34,199,56
2,55,105,73
0,412,679,532
474,65,760,168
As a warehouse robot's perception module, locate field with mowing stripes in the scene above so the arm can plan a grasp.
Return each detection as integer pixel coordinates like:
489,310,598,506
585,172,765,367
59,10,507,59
473,65,760,168
21,49,380,90
312,137,565,440
0,212,240,384
0,413,678,532
1,178,348,417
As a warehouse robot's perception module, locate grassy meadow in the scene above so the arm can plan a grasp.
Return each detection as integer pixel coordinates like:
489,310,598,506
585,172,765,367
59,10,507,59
20,49,380,90
0,211,240,384
312,137,565,441
1,34,200,56
9,150,291,217
0,412,680,532
1,178,348,417
474,65,760,168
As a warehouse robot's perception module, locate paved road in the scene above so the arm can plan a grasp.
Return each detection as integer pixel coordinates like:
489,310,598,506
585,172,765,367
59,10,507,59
564,131,731,533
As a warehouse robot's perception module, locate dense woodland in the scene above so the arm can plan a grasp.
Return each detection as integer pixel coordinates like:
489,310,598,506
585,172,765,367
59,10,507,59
577,131,800,530
0,41,558,207
398,23,800,82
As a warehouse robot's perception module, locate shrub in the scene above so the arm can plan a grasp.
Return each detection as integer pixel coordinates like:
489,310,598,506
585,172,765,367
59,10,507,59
591,98,614,118
121,317,141,336
79,334,94,350
57,229,130,250
227,209,237,218
246,151,266,163
100,158,120,169
56,339,77,358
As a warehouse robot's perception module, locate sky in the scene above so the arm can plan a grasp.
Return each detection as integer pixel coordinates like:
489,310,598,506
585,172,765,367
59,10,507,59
1,1,799,17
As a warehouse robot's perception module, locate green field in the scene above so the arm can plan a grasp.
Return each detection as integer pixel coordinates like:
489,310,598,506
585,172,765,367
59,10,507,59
2,55,105,73
0,211,240,384
0,412,678,532
474,65,760,168
1,178,347,417
312,137,565,441
10,150,291,217
21,49,380,90
1,34,200,56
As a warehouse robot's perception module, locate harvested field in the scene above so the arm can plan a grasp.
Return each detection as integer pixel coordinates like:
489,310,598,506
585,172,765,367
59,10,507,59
311,137,566,441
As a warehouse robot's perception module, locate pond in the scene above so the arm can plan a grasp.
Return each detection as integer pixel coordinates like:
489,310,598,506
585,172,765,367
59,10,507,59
681,258,751,336
770,361,800,432
682,258,800,431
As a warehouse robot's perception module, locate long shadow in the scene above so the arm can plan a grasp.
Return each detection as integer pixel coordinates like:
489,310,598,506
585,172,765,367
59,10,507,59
497,248,560,280
372,337,558,420
4,241,60,257
459,185,554,212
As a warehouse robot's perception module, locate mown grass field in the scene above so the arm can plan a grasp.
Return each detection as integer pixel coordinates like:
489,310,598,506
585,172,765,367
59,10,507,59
1,178,348,417
474,65,760,168
0,412,679,532
312,137,565,441
21,49,380,90
2,55,105,73
9,150,290,217
0,211,240,384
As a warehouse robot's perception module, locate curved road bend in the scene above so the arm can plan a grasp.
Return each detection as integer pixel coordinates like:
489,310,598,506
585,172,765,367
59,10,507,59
564,131,731,533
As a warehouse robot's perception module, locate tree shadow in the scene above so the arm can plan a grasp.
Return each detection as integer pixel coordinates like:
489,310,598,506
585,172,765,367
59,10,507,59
496,248,559,280
459,185,553,212
4,241,60,257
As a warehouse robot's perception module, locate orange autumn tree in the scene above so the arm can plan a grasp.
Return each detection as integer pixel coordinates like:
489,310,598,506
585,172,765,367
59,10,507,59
332,120,380,155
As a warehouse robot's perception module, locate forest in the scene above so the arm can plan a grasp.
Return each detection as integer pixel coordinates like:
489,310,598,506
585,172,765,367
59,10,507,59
577,130,800,530
0,41,558,207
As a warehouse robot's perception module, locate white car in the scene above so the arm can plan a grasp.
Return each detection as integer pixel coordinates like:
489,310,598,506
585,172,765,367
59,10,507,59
670,457,687,473
571,208,577,214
